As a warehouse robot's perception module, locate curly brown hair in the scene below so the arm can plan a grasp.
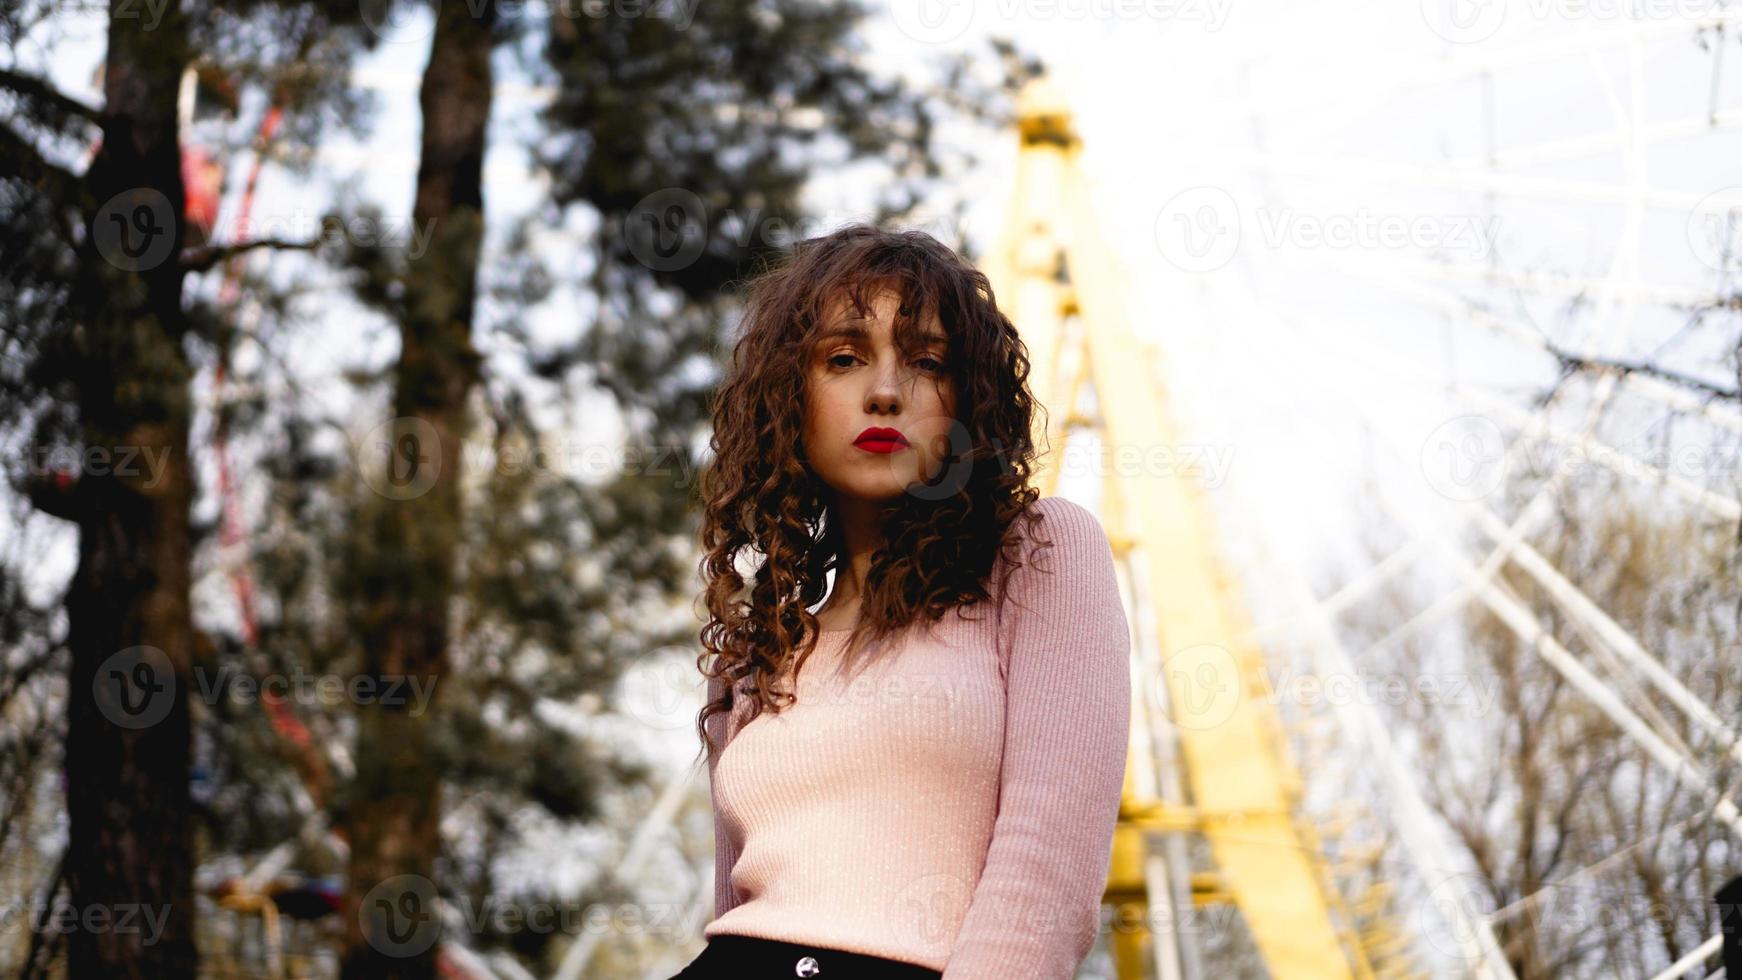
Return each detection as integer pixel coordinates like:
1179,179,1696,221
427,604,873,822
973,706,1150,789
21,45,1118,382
689,222,1054,770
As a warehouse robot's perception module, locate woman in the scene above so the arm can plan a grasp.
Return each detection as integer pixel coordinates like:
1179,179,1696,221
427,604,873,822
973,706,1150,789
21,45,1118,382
673,224,1130,980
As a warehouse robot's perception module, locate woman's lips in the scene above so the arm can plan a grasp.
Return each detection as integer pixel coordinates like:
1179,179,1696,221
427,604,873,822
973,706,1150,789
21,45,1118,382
854,427,908,453
855,439,906,454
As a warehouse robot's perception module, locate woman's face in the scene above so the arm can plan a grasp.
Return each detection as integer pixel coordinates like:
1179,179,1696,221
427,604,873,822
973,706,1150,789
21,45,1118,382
801,286,959,504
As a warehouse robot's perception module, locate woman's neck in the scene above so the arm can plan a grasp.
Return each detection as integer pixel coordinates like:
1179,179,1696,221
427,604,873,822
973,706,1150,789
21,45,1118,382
823,495,886,611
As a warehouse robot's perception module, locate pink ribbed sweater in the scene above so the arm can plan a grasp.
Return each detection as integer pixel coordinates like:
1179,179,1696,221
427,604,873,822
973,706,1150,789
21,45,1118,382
700,496,1132,979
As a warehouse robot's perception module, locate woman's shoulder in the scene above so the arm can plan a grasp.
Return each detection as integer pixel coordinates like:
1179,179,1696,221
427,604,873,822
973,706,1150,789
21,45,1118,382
992,496,1115,607
1027,494,1103,533
989,495,1125,669
1004,496,1110,566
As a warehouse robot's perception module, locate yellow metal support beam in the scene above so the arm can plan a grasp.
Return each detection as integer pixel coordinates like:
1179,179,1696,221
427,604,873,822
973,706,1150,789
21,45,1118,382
983,77,1367,979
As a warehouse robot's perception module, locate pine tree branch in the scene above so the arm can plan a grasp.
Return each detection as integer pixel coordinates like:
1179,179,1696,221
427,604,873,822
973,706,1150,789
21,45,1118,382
0,643,59,717
21,466,82,522
0,66,103,128
19,847,66,980
0,119,85,205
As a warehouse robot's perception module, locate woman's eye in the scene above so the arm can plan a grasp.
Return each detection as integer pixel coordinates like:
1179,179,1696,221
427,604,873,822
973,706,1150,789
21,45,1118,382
825,352,943,372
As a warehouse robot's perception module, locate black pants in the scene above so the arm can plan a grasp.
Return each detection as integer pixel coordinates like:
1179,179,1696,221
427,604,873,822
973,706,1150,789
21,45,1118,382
668,933,943,979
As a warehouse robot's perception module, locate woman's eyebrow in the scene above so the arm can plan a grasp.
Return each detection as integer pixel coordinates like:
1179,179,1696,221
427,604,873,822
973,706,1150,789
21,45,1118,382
817,323,871,341
815,323,949,347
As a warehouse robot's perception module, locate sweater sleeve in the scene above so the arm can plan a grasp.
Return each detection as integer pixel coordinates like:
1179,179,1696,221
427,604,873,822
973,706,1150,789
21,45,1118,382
705,670,743,921
941,497,1132,980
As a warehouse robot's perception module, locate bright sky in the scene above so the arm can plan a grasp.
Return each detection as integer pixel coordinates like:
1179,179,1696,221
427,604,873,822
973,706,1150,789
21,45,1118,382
19,0,1742,717
24,0,1742,586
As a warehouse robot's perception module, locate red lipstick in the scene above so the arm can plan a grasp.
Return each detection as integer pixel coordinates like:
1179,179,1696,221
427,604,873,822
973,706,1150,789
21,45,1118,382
853,426,909,453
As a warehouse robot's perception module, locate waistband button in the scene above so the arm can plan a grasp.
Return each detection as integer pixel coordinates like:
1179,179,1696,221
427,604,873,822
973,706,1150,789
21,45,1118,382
794,954,821,976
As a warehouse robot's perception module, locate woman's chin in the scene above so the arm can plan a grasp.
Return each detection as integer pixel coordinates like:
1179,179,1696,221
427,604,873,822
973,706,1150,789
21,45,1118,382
826,473,918,505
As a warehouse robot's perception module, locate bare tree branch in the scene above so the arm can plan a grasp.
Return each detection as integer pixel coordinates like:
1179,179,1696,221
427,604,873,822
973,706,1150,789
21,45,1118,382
179,236,320,273
1545,341,1741,403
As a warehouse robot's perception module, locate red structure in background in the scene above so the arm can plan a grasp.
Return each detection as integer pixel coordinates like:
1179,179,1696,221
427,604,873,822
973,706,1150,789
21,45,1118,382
179,143,224,247
203,99,331,800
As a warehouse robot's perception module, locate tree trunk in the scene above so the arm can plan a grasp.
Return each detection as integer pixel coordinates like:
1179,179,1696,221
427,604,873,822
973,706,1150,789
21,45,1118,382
339,3,494,977
63,0,198,976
